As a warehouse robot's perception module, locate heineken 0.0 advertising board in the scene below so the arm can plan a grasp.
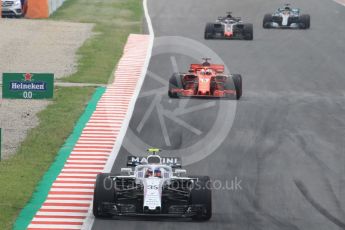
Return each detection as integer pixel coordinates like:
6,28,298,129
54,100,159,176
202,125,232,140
2,73,54,99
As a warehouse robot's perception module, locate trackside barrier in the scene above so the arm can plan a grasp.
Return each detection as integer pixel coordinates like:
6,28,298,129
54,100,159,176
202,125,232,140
48,0,65,16
25,0,65,19
25,0,49,18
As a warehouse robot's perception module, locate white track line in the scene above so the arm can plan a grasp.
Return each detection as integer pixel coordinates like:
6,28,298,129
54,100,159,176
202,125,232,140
36,211,88,216
334,0,345,6
47,195,93,199
28,224,82,229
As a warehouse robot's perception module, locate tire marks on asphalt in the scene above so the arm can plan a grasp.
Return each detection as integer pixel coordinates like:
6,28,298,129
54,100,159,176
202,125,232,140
295,180,345,229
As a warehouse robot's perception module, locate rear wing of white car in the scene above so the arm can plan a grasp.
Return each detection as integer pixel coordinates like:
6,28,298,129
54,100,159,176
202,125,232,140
127,156,182,168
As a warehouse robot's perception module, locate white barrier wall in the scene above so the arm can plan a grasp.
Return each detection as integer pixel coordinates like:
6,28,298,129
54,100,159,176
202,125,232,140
48,0,65,15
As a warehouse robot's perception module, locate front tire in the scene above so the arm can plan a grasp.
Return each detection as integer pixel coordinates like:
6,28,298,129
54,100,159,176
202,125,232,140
204,23,215,39
168,73,183,98
299,14,310,29
93,173,115,218
243,23,253,40
263,14,272,28
232,74,242,100
191,176,212,221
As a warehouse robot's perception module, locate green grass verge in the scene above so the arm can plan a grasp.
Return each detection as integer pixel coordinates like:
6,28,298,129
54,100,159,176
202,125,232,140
50,0,143,84
0,0,143,228
0,87,96,230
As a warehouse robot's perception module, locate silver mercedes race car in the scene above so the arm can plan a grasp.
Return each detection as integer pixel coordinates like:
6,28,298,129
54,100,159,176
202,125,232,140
204,12,253,40
263,4,310,29
93,149,212,221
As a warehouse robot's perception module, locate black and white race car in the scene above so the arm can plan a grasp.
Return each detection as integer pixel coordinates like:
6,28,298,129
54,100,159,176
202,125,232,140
263,4,310,29
93,149,212,221
204,12,253,40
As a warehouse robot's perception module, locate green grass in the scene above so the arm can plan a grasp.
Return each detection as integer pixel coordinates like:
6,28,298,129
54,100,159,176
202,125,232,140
0,0,143,228
0,87,95,230
50,0,143,84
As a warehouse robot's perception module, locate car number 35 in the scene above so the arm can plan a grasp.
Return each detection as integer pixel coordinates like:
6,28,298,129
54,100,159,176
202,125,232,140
147,185,159,190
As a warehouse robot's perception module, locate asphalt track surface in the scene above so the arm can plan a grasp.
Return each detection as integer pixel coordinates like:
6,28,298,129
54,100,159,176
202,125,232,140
93,0,345,229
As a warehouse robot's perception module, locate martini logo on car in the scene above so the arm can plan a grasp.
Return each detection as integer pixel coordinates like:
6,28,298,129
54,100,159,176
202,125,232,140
2,73,54,99
127,156,181,167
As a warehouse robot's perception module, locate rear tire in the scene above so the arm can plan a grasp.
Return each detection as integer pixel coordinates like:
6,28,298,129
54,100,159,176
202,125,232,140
263,14,272,28
299,14,310,29
243,23,253,40
232,74,242,100
204,23,215,39
168,73,183,98
93,173,115,218
191,176,212,221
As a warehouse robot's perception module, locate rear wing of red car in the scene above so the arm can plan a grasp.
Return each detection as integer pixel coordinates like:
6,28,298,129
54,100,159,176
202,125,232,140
190,64,224,73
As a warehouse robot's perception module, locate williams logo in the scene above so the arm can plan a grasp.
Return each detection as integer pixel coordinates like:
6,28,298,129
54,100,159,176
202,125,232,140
9,73,46,91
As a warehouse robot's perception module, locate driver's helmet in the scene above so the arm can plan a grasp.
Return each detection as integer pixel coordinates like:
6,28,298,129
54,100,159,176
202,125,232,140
206,69,212,75
154,168,162,178
202,61,210,66
284,6,291,11
145,168,153,178
200,69,206,75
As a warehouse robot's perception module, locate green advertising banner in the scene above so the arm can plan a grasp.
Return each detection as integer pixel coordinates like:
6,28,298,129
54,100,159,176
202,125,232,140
2,73,54,99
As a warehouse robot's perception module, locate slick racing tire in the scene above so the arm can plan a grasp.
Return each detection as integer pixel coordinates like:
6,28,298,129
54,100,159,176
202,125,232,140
225,74,242,100
93,173,115,218
243,23,253,40
168,73,183,98
204,23,215,39
263,14,272,28
223,75,242,100
299,14,310,29
191,176,212,221
232,74,242,100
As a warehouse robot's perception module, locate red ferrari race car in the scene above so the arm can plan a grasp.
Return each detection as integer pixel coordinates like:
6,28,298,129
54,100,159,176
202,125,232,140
168,58,242,100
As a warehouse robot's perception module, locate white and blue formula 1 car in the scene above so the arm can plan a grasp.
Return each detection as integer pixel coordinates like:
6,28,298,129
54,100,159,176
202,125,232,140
93,149,212,221
263,4,310,29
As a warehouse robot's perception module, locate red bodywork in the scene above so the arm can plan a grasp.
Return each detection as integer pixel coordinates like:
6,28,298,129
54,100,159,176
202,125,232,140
224,25,234,38
171,63,236,98
225,32,233,37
